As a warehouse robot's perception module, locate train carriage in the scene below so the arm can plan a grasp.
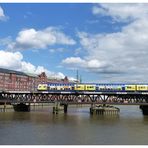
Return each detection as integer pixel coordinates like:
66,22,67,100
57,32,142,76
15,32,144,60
125,85,136,91
74,84,85,91
47,83,74,91
37,84,48,91
96,84,124,91
85,84,96,91
136,85,148,91
63,83,74,90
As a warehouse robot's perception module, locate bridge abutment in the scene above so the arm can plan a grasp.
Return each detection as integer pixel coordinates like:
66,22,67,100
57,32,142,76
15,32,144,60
13,103,30,112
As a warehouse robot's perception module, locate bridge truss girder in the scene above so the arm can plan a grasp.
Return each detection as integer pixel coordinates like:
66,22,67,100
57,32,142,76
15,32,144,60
0,92,148,105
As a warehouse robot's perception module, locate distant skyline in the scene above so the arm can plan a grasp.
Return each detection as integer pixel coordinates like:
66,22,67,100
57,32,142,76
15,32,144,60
0,3,148,83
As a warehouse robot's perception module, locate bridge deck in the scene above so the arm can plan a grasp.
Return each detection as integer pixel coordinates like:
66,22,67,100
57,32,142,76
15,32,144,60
2,91,148,95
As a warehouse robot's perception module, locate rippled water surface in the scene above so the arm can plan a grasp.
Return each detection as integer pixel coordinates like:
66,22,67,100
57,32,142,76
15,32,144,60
0,105,148,145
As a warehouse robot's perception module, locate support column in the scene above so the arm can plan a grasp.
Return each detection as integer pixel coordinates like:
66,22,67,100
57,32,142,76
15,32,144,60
53,102,59,114
4,102,6,112
64,104,68,113
90,103,94,115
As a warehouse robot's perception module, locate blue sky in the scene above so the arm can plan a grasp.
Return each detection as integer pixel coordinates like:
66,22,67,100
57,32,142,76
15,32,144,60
0,3,148,83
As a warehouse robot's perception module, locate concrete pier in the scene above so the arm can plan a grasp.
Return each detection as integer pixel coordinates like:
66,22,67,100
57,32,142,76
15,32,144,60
90,104,120,115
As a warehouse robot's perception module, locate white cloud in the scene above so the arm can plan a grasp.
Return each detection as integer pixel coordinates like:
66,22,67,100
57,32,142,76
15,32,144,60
63,3,148,82
62,57,107,71
0,51,23,69
76,19,148,80
92,4,148,22
0,6,5,20
49,48,64,53
0,50,66,79
8,27,76,50
0,6,8,21
62,57,86,66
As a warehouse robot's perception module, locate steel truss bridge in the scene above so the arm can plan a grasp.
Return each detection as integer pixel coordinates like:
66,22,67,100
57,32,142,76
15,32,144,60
0,91,148,105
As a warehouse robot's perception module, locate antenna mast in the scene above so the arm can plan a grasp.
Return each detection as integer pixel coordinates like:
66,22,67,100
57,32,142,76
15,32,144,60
76,69,79,83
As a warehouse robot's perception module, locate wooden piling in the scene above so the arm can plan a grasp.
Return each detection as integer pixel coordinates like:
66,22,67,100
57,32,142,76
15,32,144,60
4,102,6,112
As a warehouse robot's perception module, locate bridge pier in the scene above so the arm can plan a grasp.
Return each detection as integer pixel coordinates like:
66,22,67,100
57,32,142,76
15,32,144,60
140,105,148,115
13,103,30,112
53,102,68,114
90,104,119,115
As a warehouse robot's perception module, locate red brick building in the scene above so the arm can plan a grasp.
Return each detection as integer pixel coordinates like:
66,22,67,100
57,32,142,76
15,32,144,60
0,68,70,91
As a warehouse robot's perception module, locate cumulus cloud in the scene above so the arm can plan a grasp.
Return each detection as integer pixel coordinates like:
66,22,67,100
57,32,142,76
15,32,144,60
62,3,148,82
0,50,65,79
8,27,76,50
62,57,107,71
62,57,86,67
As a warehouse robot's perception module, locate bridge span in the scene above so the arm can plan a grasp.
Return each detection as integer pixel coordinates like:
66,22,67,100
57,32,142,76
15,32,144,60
0,91,148,115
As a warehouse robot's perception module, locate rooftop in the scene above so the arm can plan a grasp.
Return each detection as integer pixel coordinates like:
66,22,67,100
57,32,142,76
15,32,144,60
0,67,28,77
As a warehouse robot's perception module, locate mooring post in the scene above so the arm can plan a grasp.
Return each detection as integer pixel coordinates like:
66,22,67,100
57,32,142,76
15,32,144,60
33,102,35,110
53,102,56,114
90,103,94,115
4,102,6,112
53,102,59,114
64,104,68,113
53,106,55,114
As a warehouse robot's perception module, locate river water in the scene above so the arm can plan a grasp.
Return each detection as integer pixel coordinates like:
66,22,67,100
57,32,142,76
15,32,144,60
0,105,148,145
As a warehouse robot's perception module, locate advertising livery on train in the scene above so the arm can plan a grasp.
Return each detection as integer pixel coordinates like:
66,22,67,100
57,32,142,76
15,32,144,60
37,83,148,92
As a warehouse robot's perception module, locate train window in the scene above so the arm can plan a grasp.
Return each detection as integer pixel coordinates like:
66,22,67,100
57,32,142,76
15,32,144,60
127,86,131,89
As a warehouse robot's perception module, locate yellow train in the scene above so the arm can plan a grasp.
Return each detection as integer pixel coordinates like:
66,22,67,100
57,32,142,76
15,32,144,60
37,83,148,92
